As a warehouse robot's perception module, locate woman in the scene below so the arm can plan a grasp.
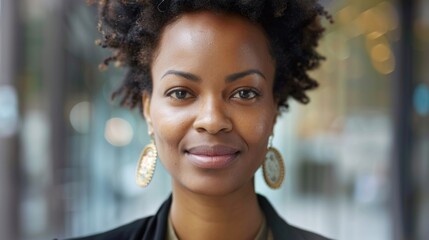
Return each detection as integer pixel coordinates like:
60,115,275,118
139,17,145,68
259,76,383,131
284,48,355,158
74,0,332,239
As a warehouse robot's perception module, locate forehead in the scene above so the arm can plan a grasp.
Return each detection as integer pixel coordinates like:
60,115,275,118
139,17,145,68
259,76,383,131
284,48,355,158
152,11,274,74
164,11,266,43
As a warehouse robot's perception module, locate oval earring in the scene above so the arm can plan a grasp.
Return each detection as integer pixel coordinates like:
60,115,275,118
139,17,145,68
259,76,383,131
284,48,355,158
136,140,157,188
262,135,285,189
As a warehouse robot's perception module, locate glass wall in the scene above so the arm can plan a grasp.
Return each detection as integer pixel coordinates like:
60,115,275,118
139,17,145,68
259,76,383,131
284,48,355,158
268,0,397,239
0,0,427,239
413,1,429,239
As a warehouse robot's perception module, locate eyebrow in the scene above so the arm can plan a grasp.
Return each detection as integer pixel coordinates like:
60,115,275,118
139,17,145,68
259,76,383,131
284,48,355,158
161,69,266,82
225,69,266,82
161,70,200,81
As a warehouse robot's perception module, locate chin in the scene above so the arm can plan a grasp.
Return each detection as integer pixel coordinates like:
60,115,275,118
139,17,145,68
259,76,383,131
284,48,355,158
190,184,239,197
178,174,254,197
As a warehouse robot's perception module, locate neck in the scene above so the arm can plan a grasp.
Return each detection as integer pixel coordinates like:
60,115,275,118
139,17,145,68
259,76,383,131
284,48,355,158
170,181,263,240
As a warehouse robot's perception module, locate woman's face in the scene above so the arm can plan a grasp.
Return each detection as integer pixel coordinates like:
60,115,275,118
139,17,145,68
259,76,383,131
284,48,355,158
143,11,277,196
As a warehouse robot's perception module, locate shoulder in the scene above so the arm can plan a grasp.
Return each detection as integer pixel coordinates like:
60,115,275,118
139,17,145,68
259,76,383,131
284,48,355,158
257,194,333,240
62,196,172,240
286,224,333,240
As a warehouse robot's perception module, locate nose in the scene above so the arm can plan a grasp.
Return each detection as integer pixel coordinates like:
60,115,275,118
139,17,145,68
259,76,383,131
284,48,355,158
193,97,232,134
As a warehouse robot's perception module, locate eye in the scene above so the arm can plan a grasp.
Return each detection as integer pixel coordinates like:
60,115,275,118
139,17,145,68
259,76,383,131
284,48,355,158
166,88,193,100
231,88,260,100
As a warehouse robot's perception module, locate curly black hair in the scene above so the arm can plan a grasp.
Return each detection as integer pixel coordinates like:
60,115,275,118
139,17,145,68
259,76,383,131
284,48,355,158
91,0,332,112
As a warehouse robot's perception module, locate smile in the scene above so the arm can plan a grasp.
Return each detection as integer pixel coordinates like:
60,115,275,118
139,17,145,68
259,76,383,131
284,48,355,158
185,145,240,169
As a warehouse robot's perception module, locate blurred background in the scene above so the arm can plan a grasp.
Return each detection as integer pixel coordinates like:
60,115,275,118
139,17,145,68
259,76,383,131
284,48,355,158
1,0,428,239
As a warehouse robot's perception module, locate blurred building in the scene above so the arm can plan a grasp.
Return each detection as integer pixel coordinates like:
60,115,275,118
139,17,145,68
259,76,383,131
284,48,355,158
0,0,428,239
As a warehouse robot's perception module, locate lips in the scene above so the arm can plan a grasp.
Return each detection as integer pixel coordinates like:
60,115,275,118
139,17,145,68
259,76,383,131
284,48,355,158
185,145,240,169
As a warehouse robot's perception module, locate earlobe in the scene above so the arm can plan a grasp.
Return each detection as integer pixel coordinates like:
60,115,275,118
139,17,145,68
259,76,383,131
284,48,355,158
142,91,154,135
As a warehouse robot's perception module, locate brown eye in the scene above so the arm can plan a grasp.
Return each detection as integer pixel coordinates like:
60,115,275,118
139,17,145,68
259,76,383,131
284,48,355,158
167,89,193,100
232,89,260,100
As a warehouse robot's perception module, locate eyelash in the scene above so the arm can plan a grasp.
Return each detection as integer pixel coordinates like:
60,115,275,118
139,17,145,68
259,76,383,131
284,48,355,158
166,88,194,100
165,87,261,101
231,88,261,100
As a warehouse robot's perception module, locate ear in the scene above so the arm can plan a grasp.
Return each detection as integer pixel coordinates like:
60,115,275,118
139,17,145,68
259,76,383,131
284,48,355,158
142,91,154,135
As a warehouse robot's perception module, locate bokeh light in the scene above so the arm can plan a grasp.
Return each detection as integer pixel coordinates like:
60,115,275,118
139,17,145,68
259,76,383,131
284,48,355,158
413,84,429,116
104,117,134,147
0,85,19,138
69,101,91,134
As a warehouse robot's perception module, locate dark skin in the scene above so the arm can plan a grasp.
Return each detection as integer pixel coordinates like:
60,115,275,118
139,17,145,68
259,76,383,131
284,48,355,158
94,0,331,111
143,11,278,240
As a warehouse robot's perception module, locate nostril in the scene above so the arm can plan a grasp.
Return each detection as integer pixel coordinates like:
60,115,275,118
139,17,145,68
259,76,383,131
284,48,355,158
192,99,233,134
193,113,233,134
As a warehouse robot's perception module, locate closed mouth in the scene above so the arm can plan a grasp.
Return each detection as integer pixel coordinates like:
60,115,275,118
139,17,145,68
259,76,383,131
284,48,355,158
186,145,240,156
185,145,240,169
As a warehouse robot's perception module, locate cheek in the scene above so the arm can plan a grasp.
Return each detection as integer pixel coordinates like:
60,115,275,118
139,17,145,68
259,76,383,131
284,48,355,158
149,100,193,154
234,106,275,149
150,113,182,169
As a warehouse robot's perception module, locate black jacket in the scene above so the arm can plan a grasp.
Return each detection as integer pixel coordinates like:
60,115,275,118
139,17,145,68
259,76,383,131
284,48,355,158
66,195,331,240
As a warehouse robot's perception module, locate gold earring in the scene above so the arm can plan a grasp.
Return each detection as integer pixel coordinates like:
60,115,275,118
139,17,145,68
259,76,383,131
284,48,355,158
262,136,285,189
136,140,157,188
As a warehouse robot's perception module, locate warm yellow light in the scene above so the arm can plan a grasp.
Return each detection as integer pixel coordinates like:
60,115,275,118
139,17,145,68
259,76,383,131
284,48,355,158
377,2,399,31
359,4,395,36
337,6,358,24
372,50,396,75
371,44,391,62
367,32,384,40
373,60,395,75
